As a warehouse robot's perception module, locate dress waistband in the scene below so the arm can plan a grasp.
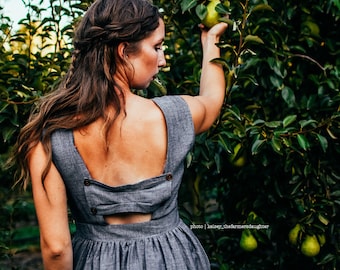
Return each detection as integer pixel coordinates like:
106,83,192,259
74,211,180,241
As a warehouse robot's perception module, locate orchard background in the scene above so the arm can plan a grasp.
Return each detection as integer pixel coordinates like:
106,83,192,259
0,0,339,269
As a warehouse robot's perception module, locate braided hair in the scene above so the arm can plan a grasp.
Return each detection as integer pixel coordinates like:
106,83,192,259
12,0,161,188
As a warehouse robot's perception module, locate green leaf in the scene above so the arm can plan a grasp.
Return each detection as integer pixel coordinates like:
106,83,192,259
330,190,340,197
2,127,16,143
216,236,230,247
186,152,193,168
281,86,296,107
218,17,234,26
274,179,283,198
214,152,221,173
180,0,198,13
299,119,317,129
0,102,10,114
272,61,286,78
297,134,310,151
225,106,242,121
318,213,329,225
304,163,314,177
271,136,282,154
253,119,265,125
283,115,297,128
211,57,231,69
195,4,206,20
148,79,167,95
319,254,336,265
291,181,304,196
316,134,328,153
264,121,281,128
243,35,264,45
282,138,292,147
251,4,274,13
251,139,266,155
270,76,283,88
216,3,229,14
217,134,232,154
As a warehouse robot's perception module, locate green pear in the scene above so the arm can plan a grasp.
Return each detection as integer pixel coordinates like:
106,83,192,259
202,0,221,28
288,223,301,245
240,229,258,252
317,234,326,247
229,143,247,167
301,235,320,257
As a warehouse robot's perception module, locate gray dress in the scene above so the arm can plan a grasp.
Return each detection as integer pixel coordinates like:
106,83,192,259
51,96,210,269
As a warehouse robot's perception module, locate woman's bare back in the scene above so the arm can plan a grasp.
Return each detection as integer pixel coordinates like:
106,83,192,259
73,96,167,224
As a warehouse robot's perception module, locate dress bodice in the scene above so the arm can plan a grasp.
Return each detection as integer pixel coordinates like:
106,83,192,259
50,96,211,269
51,95,195,225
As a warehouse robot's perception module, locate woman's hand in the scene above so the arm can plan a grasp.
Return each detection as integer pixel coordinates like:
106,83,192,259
199,22,229,48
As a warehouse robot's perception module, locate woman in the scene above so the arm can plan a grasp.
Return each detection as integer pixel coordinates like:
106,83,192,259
13,0,228,268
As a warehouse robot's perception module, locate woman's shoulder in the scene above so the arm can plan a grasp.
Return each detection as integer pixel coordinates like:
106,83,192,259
152,95,195,135
152,94,186,104
152,95,190,115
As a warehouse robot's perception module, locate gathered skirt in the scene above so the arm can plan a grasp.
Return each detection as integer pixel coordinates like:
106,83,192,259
72,218,210,270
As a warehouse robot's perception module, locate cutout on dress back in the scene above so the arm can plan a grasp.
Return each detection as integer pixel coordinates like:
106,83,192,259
104,212,152,225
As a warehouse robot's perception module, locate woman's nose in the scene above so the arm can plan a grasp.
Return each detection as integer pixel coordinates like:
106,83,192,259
158,51,166,67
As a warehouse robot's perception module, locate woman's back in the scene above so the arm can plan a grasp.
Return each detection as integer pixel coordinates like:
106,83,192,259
74,95,167,188
73,95,168,225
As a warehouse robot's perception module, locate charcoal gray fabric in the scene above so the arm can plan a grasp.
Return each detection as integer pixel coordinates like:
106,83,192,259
51,95,210,269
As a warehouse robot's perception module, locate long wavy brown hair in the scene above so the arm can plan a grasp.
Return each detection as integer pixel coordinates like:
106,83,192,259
12,0,161,189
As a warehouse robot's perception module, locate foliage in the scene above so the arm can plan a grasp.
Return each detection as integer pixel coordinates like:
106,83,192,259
0,0,339,268
0,0,91,262
157,0,340,268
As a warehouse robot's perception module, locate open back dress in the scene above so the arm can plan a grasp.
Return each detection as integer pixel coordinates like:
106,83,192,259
51,95,210,269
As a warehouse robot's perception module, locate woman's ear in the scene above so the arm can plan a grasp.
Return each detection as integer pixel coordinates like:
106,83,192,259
117,42,129,60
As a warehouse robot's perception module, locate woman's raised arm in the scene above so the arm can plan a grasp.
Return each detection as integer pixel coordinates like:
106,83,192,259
182,22,228,134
